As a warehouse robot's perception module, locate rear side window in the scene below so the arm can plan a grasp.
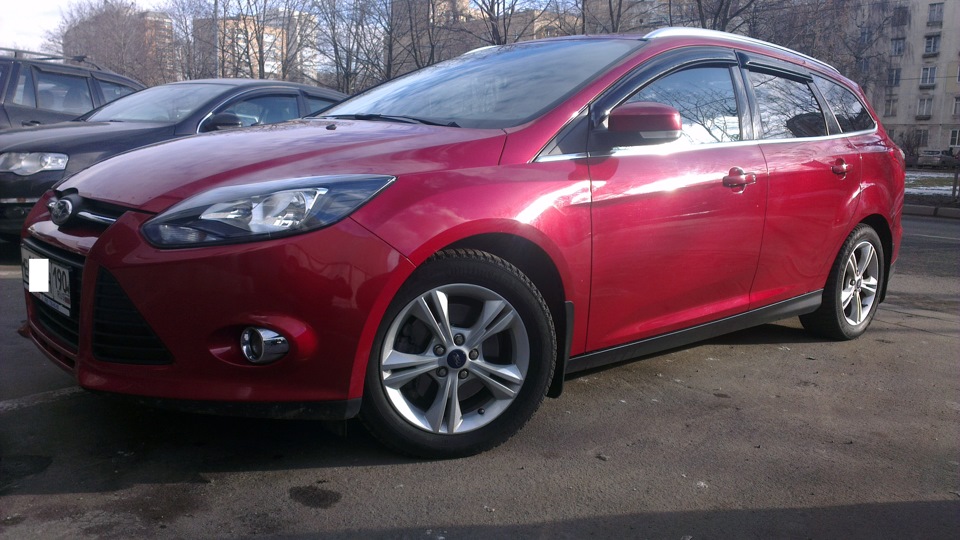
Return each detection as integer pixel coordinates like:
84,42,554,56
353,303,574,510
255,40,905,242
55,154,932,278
749,71,827,139
99,80,138,104
814,75,876,133
628,66,741,144
36,71,93,114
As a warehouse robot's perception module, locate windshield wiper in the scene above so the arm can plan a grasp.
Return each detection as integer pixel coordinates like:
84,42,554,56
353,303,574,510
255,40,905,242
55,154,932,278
325,113,459,128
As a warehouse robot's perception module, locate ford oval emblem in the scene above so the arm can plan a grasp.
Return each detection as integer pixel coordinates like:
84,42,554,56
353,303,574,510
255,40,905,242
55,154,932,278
49,198,74,226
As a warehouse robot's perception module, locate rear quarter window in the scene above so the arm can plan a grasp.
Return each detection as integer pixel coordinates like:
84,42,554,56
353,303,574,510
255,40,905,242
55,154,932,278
814,75,876,133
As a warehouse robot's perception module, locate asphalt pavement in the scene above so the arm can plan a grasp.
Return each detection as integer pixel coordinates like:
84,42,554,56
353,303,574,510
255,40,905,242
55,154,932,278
1,216,958,538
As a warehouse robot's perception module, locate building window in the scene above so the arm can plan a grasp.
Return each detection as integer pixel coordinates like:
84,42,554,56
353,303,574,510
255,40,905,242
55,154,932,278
954,97,960,116
918,97,933,116
924,34,941,54
856,58,870,72
887,68,901,86
928,3,944,23
884,98,897,116
893,6,908,25
921,66,937,86
917,129,929,147
951,129,959,147
891,38,905,56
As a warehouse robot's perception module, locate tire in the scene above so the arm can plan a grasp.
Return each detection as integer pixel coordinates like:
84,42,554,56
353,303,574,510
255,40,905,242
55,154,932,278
360,249,556,458
800,224,884,340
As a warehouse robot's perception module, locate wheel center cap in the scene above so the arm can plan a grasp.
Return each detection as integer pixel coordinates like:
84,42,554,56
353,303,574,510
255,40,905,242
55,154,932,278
446,349,467,369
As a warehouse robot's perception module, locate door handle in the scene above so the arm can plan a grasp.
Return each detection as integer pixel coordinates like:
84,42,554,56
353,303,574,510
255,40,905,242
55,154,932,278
21,120,41,127
722,167,757,188
831,158,850,176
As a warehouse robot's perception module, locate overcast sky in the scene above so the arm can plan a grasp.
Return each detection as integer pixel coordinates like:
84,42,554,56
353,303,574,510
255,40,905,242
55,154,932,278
0,0,152,52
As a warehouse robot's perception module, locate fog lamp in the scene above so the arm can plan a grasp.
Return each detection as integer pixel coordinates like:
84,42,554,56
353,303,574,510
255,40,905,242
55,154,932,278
240,327,289,364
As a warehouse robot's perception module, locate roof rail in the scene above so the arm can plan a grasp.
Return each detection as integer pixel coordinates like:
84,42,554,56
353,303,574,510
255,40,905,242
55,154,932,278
0,47,106,71
643,27,839,74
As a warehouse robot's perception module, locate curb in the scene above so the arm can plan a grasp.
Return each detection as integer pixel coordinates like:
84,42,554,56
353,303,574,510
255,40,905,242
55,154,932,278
903,204,960,219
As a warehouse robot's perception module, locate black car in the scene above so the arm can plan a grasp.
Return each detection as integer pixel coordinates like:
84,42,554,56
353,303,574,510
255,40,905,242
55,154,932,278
0,78,346,240
0,48,144,129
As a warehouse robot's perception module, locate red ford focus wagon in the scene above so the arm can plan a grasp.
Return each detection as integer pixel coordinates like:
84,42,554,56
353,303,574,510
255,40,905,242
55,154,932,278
21,28,904,458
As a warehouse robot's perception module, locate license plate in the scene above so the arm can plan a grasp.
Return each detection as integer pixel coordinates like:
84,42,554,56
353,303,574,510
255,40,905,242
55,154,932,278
22,247,73,316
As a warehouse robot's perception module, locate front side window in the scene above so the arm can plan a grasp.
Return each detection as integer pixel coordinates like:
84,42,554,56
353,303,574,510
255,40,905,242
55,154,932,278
749,71,826,139
891,38,905,56
921,66,937,85
918,97,933,116
36,71,93,114
99,80,137,104
815,76,875,132
924,35,941,54
220,94,300,126
627,65,741,144
306,95,337,115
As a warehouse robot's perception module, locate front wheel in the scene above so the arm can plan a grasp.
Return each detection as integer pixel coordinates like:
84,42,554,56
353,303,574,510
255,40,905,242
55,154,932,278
800,224,884,340
361,249,556,458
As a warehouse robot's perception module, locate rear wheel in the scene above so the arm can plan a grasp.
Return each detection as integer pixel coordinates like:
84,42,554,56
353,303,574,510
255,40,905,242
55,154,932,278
361,249,556,458
800,224,884,340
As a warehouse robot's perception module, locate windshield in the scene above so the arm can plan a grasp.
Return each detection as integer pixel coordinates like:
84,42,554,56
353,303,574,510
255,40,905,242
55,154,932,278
86,83,228,123
327,39,642,129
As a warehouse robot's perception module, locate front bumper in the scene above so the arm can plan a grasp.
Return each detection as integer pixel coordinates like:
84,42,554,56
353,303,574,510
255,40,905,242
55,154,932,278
23,194,413,412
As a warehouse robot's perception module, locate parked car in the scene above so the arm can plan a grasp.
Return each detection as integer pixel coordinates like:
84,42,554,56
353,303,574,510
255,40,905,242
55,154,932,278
916,149,958,169
0,78,345,240
21,29,904,458
0,48,144,130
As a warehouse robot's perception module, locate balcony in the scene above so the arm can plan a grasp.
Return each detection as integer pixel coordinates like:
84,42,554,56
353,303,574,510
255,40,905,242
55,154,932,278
915,115,932,121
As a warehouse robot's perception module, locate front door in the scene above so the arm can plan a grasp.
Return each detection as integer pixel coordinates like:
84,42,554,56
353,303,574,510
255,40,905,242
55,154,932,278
587,63,767,351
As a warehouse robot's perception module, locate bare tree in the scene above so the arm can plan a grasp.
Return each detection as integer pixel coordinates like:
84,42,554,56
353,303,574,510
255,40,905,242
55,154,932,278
469,0,543,45
46,0,177,85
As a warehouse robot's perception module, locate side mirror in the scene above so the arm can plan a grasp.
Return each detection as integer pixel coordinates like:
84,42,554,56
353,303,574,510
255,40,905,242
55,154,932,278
599,101,682,147
201,112,243,132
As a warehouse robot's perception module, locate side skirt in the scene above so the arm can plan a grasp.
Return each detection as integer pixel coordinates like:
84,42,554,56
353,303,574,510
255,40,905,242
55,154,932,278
567,291,822,374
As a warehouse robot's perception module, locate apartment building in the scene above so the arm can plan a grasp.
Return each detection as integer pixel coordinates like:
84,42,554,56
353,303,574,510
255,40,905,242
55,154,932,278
872,0,959,155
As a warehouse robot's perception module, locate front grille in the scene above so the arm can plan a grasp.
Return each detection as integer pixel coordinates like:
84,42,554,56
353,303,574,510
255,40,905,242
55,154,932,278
93,270,172,365
24,238,83,352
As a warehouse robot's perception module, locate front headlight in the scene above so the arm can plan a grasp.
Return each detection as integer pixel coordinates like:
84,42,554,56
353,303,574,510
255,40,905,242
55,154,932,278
0,152,69,176
142,174,394,247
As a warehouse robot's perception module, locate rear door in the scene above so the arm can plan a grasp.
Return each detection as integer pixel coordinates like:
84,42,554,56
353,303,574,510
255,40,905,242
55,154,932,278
586,48,768,350
741,54,862,308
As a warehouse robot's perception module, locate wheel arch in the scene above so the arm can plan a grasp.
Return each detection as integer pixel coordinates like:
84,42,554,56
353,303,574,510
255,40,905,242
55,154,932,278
859,213,894,303
446,233,571,398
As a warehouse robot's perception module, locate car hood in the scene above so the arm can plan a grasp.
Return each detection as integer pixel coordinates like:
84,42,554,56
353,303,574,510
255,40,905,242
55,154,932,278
57,119,508,213
0,121,174,153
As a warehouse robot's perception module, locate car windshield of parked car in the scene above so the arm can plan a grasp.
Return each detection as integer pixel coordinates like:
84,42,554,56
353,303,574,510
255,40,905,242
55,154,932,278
85,83,228,123
326,39,642,129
